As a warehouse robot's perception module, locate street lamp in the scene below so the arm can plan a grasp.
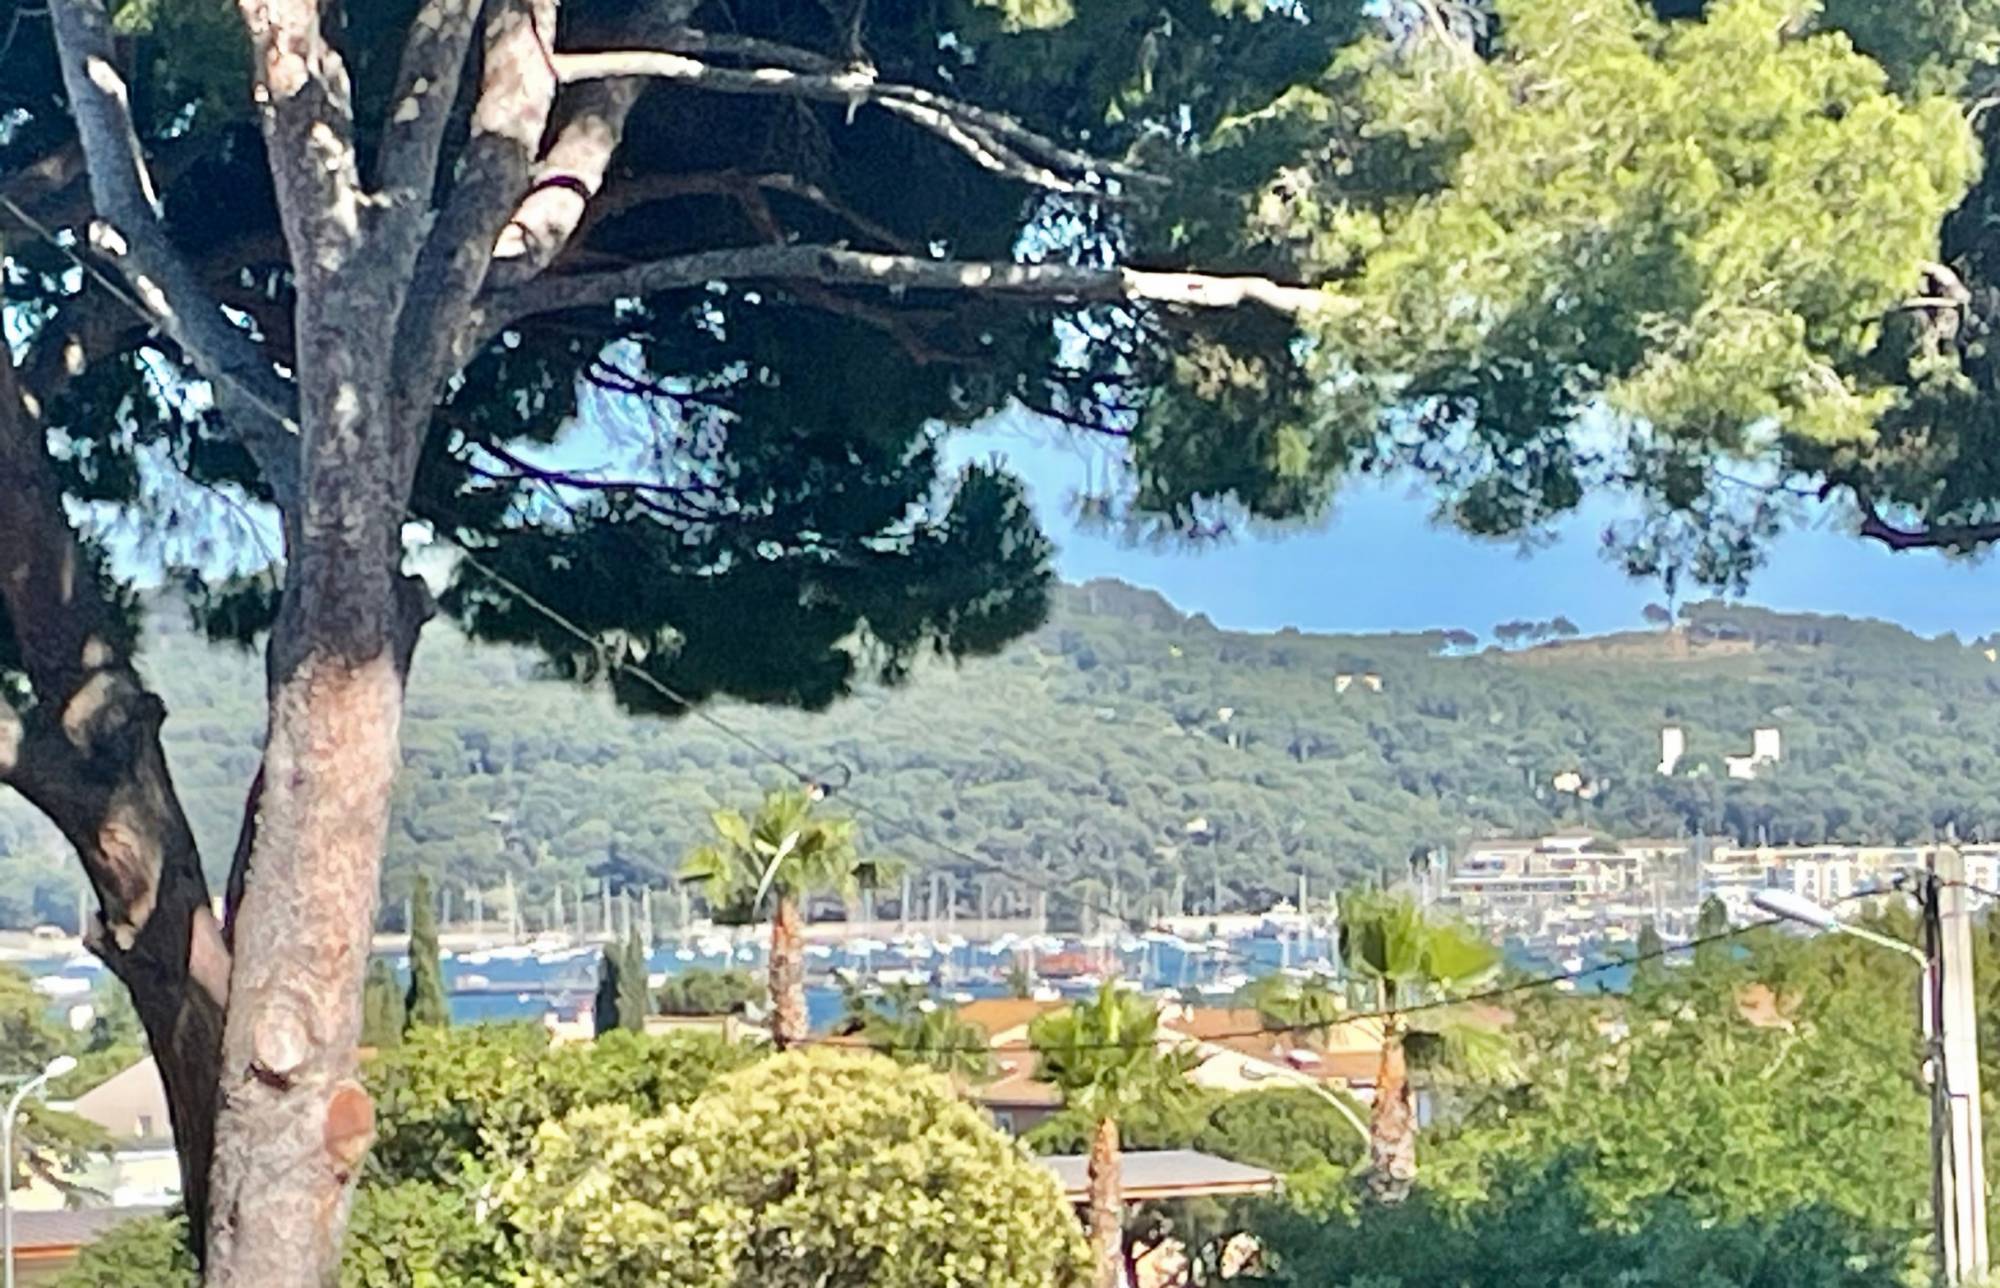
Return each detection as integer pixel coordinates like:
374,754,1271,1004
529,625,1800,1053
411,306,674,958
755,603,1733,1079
1752,882,1988,1284
4,1055,78,1288
1751,889,1927,964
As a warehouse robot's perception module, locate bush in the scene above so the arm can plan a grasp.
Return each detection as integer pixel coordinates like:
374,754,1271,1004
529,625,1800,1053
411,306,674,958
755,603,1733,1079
499,1049,1091,1287
366,1023,749,1183
656,966,762,1016
52,1214,195,1288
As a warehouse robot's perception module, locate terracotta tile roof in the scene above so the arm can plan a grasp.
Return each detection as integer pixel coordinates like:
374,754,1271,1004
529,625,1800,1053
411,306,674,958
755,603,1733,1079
1161,1006,1387,1088
981,1042,1063,1106
12,1206,165,1253
957,998,1064,1039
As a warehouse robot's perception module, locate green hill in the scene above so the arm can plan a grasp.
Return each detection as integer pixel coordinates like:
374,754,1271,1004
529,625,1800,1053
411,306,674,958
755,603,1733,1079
5,580,2000,930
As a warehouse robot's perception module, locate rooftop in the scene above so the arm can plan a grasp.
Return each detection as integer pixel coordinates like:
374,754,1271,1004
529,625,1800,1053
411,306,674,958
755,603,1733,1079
1037,1150,1279,1203
9,1206,165,1257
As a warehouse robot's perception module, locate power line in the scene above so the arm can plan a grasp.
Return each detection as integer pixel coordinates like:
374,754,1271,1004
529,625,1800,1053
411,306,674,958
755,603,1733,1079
440,541,1277,970
818,889,1908,1053
0,194,1274,971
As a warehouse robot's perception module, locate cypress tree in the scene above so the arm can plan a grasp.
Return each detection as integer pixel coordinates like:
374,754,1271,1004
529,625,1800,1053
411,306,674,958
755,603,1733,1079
594,942,624,1036
405,874,451,1030
1633,919,1666,991
361,957,405,1048
619,930,652,1031
1693,895,1731,973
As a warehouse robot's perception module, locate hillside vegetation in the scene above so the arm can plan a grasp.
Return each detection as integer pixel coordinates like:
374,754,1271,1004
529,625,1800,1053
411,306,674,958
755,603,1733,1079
6,581,1999,930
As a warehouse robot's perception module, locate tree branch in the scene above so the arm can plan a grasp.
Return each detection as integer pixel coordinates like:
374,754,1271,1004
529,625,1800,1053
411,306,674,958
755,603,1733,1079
39,1,302,509
486,76,648,288
481,243,1338,337
549,44,1141,192
234,0,363,292
484,4,704,290
1853,491,2000,554
396,0,561,442
372,0,486,272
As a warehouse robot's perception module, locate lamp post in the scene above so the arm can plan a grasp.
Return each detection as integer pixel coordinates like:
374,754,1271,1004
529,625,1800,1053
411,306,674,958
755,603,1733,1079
1753,863,1988,1285
3,1054,79,1288
1750,889,1927,965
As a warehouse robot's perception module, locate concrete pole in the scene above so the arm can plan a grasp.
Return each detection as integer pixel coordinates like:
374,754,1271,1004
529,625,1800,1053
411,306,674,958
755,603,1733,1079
1930,846,1990,1284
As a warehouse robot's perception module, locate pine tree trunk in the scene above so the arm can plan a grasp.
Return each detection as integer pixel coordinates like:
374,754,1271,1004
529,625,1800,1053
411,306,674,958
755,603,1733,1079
1366,1032,1418,1204
1087,1114,1124,1288
202,372,428,1283
770,893,808,1049
2,321,228,1262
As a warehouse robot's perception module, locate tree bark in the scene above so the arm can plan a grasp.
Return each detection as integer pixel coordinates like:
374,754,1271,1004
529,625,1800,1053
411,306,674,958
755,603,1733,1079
769,892,808,1049
1087,1113,1124,1288
202,320,423,1282
1,287,229,1263
1366,1032,1417,1204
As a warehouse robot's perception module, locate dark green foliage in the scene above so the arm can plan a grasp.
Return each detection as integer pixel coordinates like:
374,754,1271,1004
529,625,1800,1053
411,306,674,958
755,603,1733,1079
1634,920,1667,991
850,984,993,1079
49,1188,503,1288
1027,1085,1365,1178
620,931,652,1031
1250,922,1949,1285
51,1212,197,1288
361,958,405,1050
1694,895,1732,971
365,1025,750,1186
403,876,449,1031
593,945,629,1036
0,965,107,1183
586,932,650,1034
340,1180,511,1287
656,967,762,1017
13,584,2000,924
1252,1164,1919,1288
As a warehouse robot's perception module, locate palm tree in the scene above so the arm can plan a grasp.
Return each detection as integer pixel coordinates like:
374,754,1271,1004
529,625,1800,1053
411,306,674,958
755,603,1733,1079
1030,984,1197,1288
854,982,993,1080
1338,889,1508,1204
679,787,893,1049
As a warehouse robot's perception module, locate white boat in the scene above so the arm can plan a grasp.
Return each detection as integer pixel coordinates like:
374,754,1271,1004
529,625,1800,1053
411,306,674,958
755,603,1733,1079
456,973,491,990
673,948,695,962
1560,954,1586,973
32,976,91,998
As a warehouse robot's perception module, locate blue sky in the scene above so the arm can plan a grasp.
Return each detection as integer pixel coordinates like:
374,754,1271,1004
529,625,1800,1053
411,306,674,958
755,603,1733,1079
944,407,2000,641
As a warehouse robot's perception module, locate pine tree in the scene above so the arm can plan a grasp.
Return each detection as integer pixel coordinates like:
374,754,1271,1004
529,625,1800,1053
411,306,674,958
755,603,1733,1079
360,958,404,1049
404,875,450,1031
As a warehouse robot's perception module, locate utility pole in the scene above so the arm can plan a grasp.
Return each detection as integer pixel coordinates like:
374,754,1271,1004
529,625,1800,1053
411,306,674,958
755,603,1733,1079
1928,845,1990,1285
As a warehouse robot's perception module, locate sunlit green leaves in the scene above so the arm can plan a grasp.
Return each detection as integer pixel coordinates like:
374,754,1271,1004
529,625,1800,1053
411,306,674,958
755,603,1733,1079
498,1050,1090,1287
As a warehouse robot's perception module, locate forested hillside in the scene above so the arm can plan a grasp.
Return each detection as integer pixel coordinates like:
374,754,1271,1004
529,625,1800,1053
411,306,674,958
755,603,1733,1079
6,580,2000,930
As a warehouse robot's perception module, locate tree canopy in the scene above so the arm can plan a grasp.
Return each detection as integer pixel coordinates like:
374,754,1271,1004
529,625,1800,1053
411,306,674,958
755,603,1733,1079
8,0,2000,1272
498,1048,1091,1287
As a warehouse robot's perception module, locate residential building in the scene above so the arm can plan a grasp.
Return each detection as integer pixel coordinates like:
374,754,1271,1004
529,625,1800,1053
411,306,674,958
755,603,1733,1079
17,1057,181,1212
